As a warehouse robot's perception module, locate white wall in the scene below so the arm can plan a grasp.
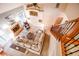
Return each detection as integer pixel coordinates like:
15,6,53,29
65,4,79,20
25,3,57,30
0,3,24,14
40,3,68,30
25,3,68,30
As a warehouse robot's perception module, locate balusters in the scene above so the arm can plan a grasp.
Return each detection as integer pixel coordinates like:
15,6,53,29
65,38,79,47
66,50,79,56
66,44,79,51
50,18,79,56
60,21,75,35
64,36,79,56
61,20,79,56
65,22,75,34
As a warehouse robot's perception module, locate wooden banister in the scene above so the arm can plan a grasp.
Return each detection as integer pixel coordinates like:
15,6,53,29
66,21,79,38
50,17,79,56
50,25,62,41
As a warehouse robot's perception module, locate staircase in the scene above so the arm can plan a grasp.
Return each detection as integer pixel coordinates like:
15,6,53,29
50,17,79,56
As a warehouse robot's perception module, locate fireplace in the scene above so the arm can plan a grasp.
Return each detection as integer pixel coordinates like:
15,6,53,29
11,22,23,36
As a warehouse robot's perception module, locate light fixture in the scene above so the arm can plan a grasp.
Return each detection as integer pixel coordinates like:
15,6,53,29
26,3,43,11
